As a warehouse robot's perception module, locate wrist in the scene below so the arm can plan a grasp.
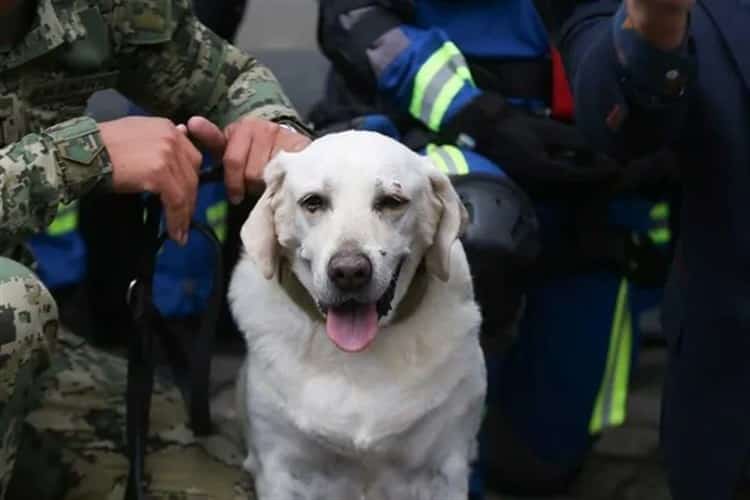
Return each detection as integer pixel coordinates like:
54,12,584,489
440,92,509,149
626,0,690,51
275,118,314,139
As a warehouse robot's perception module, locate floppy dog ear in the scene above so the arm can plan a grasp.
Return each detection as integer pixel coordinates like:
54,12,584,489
424,161,469,281
240,156,287,280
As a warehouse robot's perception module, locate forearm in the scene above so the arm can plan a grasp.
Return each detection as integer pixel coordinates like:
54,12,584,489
625,0,690,51
116,1,301,129
378,26,480,132
0,116,110,248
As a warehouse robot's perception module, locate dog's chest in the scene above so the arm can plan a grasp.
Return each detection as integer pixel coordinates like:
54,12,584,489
262,347,474,456
285,376,449,461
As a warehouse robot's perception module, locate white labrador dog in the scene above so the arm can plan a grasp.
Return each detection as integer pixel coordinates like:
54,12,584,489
229,131,486,500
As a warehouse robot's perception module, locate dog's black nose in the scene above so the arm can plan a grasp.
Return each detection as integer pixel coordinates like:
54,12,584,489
328,251,372,291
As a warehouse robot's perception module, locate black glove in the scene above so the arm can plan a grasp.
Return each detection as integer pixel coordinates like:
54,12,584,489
582,225,670,287
618,230,670,288
439,92,621,197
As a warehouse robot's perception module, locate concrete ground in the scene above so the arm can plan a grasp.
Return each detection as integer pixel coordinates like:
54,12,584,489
87,1,675,498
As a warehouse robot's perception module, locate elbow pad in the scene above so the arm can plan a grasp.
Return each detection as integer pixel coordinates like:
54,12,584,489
317,0,413,90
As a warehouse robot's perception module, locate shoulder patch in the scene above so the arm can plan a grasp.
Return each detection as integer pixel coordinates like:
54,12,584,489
114,0,175,45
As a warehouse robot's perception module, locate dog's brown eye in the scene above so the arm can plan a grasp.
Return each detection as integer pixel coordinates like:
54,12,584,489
300,194,327,214
374,195,409,212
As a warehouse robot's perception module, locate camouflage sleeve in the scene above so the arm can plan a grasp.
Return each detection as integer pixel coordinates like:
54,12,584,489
112,0,304,130
0,116,111,250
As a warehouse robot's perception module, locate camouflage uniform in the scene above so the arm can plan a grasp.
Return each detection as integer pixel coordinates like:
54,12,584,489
0,0,302,497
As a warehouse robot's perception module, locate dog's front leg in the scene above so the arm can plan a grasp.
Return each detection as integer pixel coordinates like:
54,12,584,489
254,461,362,500
251,440,363,500
253,466,305,500
369,452,471,500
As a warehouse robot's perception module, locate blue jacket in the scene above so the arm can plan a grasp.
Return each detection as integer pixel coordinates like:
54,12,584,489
560,2,750,498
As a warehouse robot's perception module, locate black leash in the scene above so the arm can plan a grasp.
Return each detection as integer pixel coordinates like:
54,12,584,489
124,168,225,500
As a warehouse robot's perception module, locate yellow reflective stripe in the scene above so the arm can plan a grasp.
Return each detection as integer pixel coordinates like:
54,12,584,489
46,202,79,237
213,225,227,243
428,73,465,131
589,279,633,434
410,43,459,120
206,200,228,243
206,201,227,225
650,202,669,221
426,144,451,175
649,227,671,245
410,42,474,130
610,309,632,427
456,64,474,84
649,202,671,245
426,144,470,175
443,145,470,175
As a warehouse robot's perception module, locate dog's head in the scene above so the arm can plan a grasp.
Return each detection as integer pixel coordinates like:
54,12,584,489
240,131,467,352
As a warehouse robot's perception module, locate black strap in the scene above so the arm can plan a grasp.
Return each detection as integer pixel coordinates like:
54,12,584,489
467,58,552,103
124,172,225,500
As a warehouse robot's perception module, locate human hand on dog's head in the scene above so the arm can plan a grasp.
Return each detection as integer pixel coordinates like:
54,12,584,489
186,116,311,205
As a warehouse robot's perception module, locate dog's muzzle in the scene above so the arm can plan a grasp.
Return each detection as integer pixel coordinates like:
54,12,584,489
318,256,405,353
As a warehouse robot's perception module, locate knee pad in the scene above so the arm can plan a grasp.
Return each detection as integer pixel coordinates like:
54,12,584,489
0,257,58,355
451,173,540,333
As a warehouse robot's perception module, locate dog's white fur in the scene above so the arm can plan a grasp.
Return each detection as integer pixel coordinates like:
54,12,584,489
229,131,486,500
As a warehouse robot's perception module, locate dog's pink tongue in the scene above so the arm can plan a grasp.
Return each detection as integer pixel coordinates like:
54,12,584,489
326,303,379,352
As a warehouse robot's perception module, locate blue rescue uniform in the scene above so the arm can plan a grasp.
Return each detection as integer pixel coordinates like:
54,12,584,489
313,0,671,495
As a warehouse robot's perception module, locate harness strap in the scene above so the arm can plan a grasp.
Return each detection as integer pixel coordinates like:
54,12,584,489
125,186,224,500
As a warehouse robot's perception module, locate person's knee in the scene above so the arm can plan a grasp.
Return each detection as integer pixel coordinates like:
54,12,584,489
451,173,540,336
0,257,59,363
0,258,59,496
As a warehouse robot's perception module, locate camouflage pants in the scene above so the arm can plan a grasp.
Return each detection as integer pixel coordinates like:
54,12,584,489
0,258,254,500
0,257,58,500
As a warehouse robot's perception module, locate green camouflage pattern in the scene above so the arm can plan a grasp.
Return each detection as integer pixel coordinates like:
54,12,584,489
46,116,112,202
0,0,300,253
0,257,58,500
112,0,299,128
0,116,111,254
6,330,254,500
